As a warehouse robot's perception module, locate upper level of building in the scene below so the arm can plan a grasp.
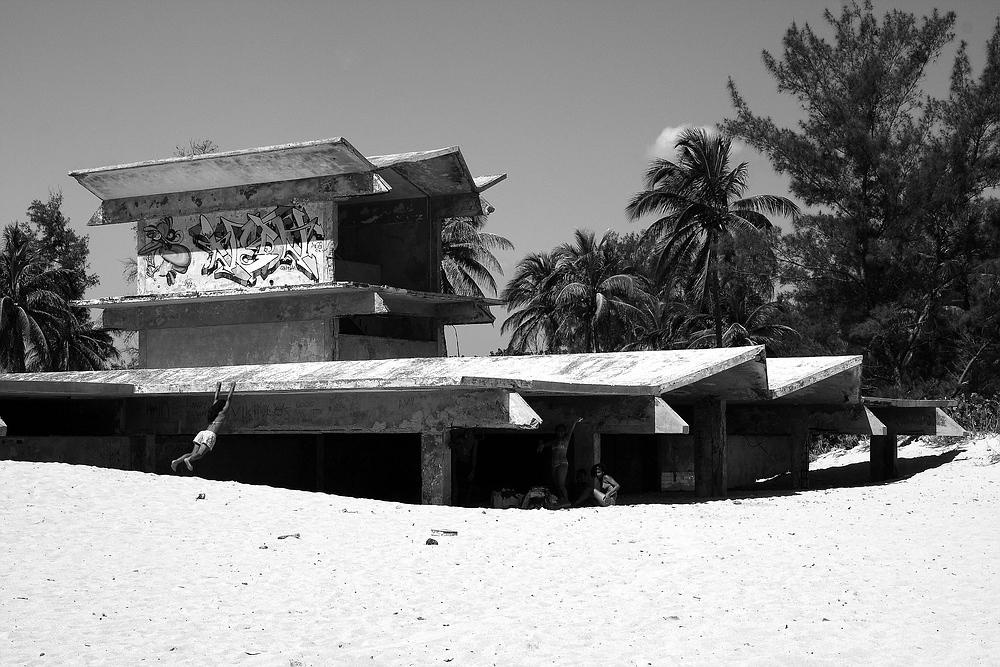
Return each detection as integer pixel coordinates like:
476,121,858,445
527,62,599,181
72,139,506,367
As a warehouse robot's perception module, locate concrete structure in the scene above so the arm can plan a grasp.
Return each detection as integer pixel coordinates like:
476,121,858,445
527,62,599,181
0,139,967,504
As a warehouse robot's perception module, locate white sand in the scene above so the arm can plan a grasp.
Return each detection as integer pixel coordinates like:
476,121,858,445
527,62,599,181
2,436,999,666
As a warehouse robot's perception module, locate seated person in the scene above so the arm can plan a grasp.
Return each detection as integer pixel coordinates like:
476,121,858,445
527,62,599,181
591,462,620,506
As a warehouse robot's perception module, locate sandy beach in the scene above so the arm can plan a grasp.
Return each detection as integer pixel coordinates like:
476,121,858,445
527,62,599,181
2,436,998,666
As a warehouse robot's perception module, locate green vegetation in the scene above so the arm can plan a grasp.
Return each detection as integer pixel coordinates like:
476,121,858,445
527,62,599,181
0,193,117,372
502,1,1000,403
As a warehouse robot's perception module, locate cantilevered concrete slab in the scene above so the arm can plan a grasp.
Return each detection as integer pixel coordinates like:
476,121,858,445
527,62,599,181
864,398,966,437
0,379,134,398
367,147,479,199
80,282,500,329
660,346,769,403
0,347,768,398
767,356,863,404
70,138,377,200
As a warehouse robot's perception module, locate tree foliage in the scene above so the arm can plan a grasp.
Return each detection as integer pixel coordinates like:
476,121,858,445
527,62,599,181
723,1,1000,396
440,199,514,298
625,128,798,347
0,195,118,372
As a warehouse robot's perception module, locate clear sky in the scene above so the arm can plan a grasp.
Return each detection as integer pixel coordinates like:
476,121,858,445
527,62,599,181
2,0,997,356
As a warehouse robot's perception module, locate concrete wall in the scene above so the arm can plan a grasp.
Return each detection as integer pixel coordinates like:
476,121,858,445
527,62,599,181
1,436,132,470
337,334,438,361
142,320,330,368
136,202,333,295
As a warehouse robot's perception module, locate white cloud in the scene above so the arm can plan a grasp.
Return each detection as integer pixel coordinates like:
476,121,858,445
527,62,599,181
648,124,747,158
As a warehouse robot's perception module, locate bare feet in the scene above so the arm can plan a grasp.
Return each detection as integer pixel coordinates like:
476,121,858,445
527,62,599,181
170,459,180,472
184,458,194,471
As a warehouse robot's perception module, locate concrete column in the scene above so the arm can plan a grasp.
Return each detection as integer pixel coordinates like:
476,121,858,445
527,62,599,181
420,431,452,505
572,424,601,476
315,435,326,492
693,397,727,498
870,425,899,481
144,434,156,473
790,423,811,490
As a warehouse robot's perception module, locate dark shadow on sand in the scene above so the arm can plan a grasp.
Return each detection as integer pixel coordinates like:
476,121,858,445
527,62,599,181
615,447,964,506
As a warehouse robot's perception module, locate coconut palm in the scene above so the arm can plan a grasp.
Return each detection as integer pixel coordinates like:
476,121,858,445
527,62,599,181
52,316,120,371
0,223,119,372
626,128,799,347
501,249,564,353
686,301,800,354
0,224,73,371
440,200,514,298
553,229,649,353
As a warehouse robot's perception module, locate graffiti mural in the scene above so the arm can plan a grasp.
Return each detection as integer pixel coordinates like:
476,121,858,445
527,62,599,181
187,205,324,287
140,217,191,286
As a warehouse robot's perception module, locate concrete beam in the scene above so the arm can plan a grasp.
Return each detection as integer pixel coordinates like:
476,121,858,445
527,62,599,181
101,290,387,330
0,379,134,398
88,173,381,226
727,404,886,436
866,406,966,436
526,396,688,434
121,389,541,435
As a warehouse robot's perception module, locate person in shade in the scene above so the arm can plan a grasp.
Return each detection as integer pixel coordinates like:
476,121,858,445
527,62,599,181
566,468,594,507
591,462,620,506
537,417,583,501
171,382,236,472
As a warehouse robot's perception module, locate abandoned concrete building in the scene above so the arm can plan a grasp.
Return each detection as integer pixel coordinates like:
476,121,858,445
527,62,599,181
0,139,965,504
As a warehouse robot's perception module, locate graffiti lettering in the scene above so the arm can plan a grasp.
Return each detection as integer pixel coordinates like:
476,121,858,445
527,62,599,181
188,205,324,287
139,217,191,286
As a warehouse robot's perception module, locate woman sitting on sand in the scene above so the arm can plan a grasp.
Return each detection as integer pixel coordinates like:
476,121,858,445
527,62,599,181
171,382,236,472
591,462,620,506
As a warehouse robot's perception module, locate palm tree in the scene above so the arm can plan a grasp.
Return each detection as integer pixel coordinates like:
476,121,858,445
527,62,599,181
0,224,73,371
553,229,649,353
52,316,120,371
0,223,119,372
626,128,799,347
440,199,514,298
686,301,800,354
501,250,564,353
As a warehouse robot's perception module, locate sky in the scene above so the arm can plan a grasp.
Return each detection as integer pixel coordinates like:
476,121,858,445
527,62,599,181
2,0,997,356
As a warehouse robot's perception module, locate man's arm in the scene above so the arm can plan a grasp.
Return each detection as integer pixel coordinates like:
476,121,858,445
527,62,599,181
221,382,237,413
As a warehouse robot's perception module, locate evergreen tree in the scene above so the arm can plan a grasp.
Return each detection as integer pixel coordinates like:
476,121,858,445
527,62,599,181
27,191,98,299
723,2,1000,395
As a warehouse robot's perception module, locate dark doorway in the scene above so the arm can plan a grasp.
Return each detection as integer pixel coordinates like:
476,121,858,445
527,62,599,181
600,434,661,493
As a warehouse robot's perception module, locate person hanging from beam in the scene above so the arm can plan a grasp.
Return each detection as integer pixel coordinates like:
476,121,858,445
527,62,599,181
171,382,236,472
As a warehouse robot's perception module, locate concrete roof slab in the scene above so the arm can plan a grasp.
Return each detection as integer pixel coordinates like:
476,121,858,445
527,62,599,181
767,356,863,404
0,348,770,399
70,138,375,200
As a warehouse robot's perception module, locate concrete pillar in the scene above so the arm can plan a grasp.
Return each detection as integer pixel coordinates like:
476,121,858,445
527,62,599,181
693,397,727,498
144,434,157,473
420,430,452,505
315,435,326,492
572,424,601,476
790,423,811,490
870,425,899,481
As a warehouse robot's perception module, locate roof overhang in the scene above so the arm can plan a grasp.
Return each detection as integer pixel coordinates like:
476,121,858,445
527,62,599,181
70,138,376,200
76,283,500,328
767,356,863,404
